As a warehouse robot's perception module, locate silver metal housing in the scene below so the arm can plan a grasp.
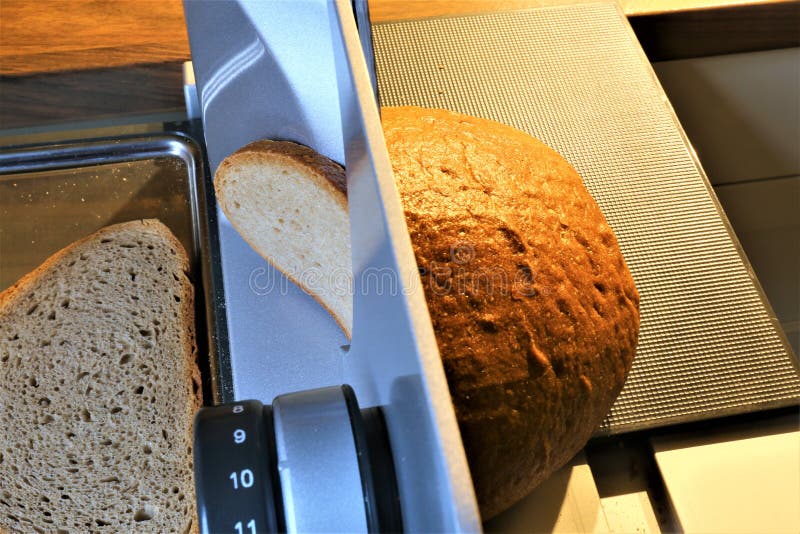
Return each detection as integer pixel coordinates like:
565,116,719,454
272,387,367,533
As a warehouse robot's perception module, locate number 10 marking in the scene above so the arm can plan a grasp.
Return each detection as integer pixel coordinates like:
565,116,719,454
229,469,254,489
234,519,256,534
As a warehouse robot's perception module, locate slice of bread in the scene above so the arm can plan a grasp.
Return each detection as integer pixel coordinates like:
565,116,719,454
0,220,201,532
214,140,353,338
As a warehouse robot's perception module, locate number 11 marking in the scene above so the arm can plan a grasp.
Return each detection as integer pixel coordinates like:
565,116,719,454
234,519,256,534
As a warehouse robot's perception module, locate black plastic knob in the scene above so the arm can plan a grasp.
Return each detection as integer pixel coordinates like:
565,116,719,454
194,387,402,533
194,400,283,534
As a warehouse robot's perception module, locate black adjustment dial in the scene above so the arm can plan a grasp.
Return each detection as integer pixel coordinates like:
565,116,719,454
193,400,283,534
194,388,402,533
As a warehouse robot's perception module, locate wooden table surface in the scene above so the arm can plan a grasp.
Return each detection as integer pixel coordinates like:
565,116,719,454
2,0,797,76
1,0,797,129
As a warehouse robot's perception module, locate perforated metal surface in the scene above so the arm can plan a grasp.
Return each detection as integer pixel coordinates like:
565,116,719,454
371,3,800,433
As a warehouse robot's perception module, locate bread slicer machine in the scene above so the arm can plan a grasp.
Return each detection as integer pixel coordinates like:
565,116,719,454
182,0,800,532
183,1,479,532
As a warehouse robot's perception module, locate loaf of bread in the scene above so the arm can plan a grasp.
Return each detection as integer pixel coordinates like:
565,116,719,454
215,106,640,518
0,220,201,532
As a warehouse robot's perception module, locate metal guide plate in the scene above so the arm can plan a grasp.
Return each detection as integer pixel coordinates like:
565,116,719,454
370,3,800,433
0,135,201,292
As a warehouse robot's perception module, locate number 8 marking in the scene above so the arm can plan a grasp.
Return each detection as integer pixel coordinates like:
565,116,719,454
232,405,244,414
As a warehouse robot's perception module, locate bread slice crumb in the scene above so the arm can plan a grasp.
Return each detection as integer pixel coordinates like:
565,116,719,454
0,219,200,533
215,140,353,338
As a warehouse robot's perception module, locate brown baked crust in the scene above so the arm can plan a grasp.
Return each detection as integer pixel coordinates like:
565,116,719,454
381,106,640,518
218,139,348,196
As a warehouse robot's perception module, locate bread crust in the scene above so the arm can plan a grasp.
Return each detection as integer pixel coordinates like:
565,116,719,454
216,139,347,197
381,106,640,518
0,219,200,532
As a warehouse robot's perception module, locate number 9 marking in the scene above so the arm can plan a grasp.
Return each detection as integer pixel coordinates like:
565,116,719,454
234,429,246,444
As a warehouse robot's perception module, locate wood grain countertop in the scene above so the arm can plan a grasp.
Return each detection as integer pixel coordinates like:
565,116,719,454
1,0,798,130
